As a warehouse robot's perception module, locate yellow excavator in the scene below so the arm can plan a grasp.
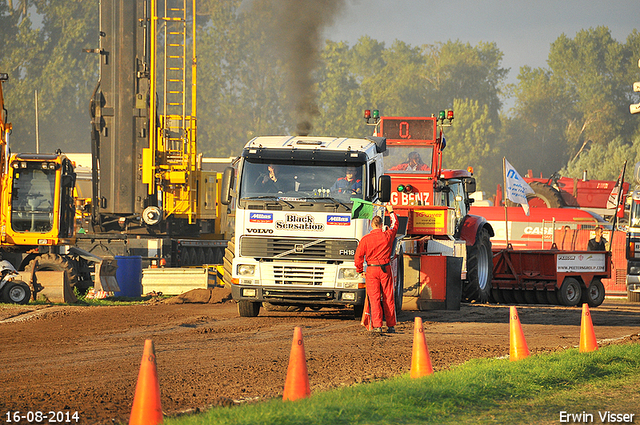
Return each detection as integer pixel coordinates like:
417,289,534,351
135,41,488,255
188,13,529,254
0,72,111,304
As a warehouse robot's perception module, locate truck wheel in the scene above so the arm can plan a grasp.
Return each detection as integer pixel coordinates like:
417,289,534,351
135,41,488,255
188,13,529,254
353,303,364,320
629,288,640,303
546,290,559,305
2,281,31,304
582,279,605,307
558,277,582,307
238,300,260,317
463,227,493,303
25,253,79,288
222,244,235,288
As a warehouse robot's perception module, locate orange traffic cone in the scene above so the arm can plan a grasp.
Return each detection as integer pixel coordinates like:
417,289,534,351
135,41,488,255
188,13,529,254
360,295,372,330
509,306,530,361
579,303,598,352
410,317,433,378
129,339,163,425
282,327,311,401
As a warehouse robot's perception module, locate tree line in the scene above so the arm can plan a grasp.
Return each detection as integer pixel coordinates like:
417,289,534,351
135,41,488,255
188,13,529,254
2,0,640,192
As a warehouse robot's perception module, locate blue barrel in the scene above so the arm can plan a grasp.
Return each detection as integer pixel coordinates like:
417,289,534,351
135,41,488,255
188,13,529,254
113,255,142,297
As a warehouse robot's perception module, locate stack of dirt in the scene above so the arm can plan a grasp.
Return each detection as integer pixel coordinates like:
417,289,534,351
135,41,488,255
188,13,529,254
163,287,232,304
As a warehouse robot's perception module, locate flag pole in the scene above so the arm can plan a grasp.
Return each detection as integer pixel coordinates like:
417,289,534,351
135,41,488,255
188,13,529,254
503,157,509,248
610,160,627,250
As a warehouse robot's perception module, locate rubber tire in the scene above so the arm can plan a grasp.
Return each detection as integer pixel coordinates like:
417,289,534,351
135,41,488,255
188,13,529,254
222,240,235,288
463,227,493,303
582,279,605,307
547,290,559,305
196,248,206,266
394,249,404,314
628,288,640,303
491,288,504,304
24,253,79,288
558,277,582,307
513,289,526,304
238,300,260,317
506,181,565,208
535,290,548,304
502,290,515,304
523,290,538,304
353,303,364,320
2,281,31,304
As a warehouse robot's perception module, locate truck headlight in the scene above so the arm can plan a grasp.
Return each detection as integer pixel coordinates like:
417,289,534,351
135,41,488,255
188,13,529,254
237,264,255,276
338,268,360,280
342,292,356,301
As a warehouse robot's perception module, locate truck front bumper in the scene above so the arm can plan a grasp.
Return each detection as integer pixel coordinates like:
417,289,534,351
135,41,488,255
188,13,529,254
231,284,365,306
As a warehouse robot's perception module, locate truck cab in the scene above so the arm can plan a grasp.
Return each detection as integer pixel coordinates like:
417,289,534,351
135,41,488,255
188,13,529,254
223,135,390,317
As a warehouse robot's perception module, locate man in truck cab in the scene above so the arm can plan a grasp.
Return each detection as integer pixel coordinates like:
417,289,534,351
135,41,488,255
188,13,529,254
355,204,399,333
331,166,362,195
389,151,430,172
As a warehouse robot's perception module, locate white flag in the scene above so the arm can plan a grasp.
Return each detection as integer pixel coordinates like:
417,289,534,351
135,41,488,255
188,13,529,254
504,158,535,215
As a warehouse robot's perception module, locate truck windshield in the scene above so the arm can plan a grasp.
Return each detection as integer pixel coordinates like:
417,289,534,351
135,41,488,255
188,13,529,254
11,168,56,233
385,146,434,173
631,198,640,227
239,161,365,202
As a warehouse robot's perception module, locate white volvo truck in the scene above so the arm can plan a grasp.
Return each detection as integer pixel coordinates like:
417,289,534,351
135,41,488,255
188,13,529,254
220,135,394,317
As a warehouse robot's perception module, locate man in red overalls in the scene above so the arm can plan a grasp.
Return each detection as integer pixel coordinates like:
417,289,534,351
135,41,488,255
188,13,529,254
355,204,399,333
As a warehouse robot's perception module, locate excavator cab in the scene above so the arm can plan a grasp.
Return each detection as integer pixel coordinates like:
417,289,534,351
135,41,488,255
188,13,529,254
3,154,76,246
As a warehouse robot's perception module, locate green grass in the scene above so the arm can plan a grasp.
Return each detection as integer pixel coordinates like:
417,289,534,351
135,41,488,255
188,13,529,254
165,343,640,425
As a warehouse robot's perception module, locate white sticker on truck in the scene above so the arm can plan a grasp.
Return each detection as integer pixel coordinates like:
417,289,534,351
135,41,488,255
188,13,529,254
557,253,605,273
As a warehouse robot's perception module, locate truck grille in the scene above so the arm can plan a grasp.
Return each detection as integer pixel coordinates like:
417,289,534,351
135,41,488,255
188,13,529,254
240,237,357,260
271,264,324,285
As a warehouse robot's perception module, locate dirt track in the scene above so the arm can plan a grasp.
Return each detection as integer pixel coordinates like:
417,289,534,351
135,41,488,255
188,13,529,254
1,291,639,425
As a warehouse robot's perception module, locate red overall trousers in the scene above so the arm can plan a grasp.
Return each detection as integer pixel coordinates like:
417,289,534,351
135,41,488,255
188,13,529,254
355,212,399,328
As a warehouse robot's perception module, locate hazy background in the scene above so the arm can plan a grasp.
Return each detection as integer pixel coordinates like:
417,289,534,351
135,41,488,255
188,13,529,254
324,0,639,92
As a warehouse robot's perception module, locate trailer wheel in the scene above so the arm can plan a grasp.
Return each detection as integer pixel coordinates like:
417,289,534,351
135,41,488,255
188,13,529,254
582,279,605,307
558,278,582,306
463,227,492,303
629,288,640,303
238,300,260,317
546,290,559,305
25,253,79,288
2,281,31,304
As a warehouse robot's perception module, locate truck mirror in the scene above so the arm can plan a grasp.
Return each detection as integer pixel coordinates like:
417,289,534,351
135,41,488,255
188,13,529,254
221,167,235,205
464,177,476,194
378,175,391,203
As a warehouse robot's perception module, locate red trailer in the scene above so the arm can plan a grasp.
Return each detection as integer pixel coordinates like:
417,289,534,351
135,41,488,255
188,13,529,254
491,248,611,307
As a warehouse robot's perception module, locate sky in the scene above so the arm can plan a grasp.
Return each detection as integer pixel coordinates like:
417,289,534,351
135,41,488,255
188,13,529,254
324,0,639,89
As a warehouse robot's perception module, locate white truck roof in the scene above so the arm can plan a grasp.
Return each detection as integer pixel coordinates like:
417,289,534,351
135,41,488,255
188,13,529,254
245,135,380,156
